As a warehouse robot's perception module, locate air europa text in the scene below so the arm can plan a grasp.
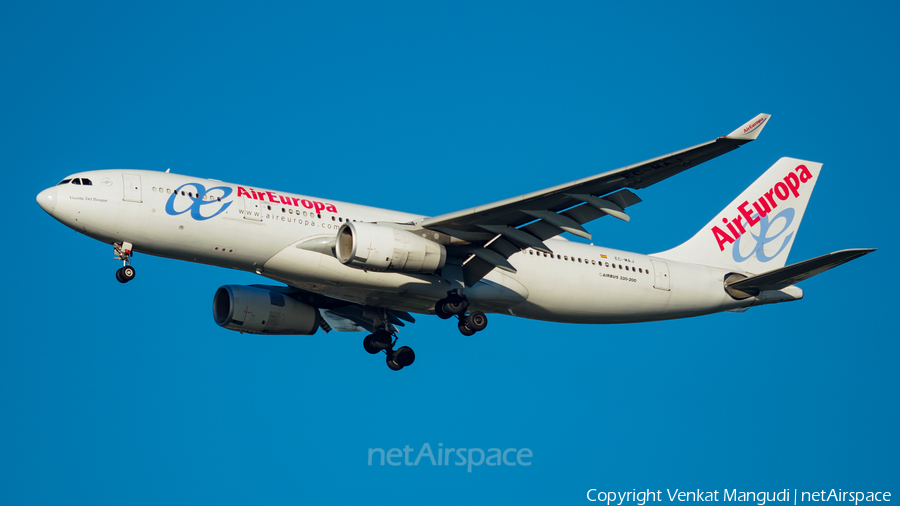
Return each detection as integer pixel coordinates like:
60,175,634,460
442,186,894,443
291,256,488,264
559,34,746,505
711,164,814,251
236,186,338,214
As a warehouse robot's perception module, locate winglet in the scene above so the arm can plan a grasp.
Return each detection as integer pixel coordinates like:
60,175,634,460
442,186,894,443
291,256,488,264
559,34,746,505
725,113,771,141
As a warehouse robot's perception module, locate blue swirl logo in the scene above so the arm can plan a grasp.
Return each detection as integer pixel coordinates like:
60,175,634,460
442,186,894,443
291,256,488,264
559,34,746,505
732,207,795,263
165,183,233,221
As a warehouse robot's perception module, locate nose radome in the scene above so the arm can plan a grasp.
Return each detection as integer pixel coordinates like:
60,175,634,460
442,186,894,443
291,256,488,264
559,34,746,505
36,187,58,214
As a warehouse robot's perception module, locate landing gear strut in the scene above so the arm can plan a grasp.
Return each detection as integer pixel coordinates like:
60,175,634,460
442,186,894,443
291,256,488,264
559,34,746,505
114,242,136,283
362,314,416,371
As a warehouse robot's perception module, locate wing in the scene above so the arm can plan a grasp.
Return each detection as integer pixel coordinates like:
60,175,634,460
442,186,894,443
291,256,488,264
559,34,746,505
417,113,771,286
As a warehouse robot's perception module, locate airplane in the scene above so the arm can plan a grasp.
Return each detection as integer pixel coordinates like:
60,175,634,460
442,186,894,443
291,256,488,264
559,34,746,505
35,114,874,371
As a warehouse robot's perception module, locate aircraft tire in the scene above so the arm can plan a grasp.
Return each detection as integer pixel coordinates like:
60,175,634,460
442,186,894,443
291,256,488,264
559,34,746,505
121,265,136,282
393,346,415,367
363,335,381,354
443,295,467,315
465,311,488,332
434,301,452,319
386,355,404,371
458,322,476,336
370,330,392,349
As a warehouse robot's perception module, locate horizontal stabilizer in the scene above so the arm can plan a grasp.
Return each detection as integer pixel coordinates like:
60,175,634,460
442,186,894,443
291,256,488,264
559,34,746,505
726,248,875,294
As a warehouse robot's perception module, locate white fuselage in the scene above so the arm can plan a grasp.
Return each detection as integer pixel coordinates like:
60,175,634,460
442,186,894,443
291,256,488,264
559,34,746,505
38,169,775,324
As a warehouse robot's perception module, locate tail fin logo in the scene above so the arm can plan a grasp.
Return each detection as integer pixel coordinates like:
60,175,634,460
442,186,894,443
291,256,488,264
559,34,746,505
732,208,795,263
711,164,813,252
743,116,767,134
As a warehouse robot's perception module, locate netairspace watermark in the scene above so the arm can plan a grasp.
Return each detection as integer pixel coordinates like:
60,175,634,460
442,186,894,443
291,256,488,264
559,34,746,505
368,443,531,473
586,490,892,506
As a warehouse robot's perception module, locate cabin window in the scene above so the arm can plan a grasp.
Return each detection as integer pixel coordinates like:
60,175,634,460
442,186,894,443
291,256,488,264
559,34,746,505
591,260,596,265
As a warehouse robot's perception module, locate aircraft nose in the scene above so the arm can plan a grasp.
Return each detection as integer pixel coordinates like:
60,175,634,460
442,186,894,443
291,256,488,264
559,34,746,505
36,186,58,214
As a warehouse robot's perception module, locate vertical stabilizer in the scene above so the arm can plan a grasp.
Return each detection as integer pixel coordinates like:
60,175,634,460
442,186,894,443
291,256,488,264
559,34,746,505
652,157,821,274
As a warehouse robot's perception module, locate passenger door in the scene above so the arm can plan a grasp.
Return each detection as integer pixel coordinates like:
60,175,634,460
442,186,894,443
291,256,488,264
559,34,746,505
122,174,142,203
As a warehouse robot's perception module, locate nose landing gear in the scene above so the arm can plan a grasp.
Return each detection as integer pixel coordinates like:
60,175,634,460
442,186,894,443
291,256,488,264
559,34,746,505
114,242,136,284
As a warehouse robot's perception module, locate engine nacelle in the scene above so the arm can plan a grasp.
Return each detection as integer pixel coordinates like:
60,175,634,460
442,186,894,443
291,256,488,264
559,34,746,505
335,222,446,273
212,285,320,335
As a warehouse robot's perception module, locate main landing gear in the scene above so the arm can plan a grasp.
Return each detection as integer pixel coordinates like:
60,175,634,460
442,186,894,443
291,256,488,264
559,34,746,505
114,242,136,284
434,294,488,336
363,324,416,372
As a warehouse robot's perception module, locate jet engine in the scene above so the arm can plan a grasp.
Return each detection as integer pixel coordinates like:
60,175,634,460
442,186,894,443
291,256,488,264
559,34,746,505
335,222,446,273
212,285,321,335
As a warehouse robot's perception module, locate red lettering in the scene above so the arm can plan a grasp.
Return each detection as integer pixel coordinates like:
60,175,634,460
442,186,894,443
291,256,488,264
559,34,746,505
784,172,801,198
325,204,338,213
764,189,778,209
725,217,740,238
774,182,789,201
796,164,813,183
266,191,278,203
712,226,734,251
279,195,291,205
738,201,759,226
753,197,771,218
237,186,250,198
301,200,313,209
313,201,326,213
731,216,746,235
292,197,301,206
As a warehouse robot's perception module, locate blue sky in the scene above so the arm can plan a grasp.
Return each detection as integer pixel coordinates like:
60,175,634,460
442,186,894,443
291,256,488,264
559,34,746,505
2,1,897,504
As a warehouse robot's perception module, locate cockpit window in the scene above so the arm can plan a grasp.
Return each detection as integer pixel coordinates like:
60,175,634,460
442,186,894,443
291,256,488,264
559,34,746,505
81,178,92,185
57,179,72,186
72,178,82,185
